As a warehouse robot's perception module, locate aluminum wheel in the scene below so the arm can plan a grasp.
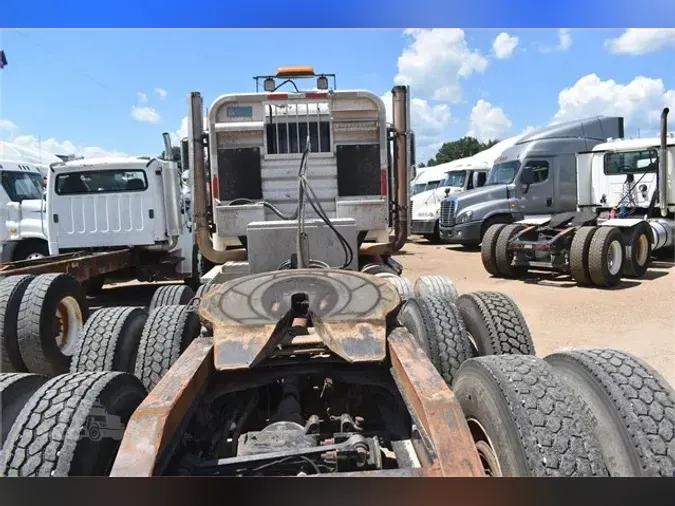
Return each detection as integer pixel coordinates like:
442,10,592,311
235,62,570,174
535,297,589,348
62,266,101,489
53,296,84,356
26,252,45,260
607,240,623,276
467,418,502,477
635,234,649,266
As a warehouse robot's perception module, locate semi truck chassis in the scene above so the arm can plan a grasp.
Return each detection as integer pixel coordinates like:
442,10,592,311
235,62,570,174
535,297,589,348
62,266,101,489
481,212,665,288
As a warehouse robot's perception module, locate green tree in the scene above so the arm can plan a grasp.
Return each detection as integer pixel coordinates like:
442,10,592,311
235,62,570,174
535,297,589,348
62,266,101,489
160,146,183,168
426,136,501,166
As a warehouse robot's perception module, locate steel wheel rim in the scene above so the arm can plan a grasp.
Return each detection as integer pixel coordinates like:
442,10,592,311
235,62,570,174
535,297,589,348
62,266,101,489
54,296,84,356
27,252,45,260
607,240,623,276
467,418,502,477
635,234,649,266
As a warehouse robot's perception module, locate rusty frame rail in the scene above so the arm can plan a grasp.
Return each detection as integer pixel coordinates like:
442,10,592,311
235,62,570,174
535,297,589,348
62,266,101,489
110,337,214,477
110,328,484,477
0,248,133,282
388,328,484,477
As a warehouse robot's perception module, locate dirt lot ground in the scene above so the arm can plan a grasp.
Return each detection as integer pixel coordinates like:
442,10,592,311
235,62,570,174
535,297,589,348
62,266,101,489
96,238,675,385
398,237,675,385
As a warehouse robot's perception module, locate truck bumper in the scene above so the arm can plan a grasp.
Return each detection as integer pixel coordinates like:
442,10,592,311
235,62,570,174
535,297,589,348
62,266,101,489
410,220,437,235
439,221,482,244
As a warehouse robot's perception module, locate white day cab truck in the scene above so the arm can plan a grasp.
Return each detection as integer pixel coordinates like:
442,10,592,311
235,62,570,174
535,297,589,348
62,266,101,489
0,141,61,262
480,108,674,288
410,135,523,243
0,137,203,377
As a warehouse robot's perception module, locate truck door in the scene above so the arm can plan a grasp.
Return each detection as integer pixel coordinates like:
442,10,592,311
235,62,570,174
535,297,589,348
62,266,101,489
517,159,556,215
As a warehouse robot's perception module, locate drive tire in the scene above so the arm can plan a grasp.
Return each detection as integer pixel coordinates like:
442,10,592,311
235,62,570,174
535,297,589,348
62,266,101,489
70,307,149,374
545,349,675,477
588,227,624,287
16,274,89,377
134,305,201,391
397,296,473,385
414,275,459,302
0,275,36,373
569,226,597,286
481,223,508,277
383,276,415,301
495,224,527,278
453,355,608,477
0,373,48,447
621,222,652,279
148,284,195,312
0,371,146,476
456,291,535,357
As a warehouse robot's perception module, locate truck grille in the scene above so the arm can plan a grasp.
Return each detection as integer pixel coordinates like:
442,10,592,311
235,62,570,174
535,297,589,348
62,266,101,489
440,200,455,227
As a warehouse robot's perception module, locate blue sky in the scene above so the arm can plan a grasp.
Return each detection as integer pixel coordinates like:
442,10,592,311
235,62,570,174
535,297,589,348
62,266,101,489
1,29,674,162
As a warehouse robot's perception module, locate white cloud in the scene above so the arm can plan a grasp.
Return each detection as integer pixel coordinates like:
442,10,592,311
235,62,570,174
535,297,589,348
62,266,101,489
154,88,168,98
605,29,675,55
131,105,161,124
467,99,512,142
558,29,572,51
11,133,127,158
553,73,675,134
492,32,519,59
380,91,451,160
169,116,189,145
538,28,573,53
0,119,18,132
137,92,148,105
394,28,488,103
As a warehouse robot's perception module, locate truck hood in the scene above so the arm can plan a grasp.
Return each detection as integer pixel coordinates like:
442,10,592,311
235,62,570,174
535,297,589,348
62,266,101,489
449,184,508,212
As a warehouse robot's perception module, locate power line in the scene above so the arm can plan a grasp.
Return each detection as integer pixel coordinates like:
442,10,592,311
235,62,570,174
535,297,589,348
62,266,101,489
10,29,138,101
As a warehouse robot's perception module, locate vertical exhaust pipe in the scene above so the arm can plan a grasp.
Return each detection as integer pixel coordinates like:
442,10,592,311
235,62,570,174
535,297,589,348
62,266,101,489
161,133,182,238
188,92,246,264
659,107,669,217
391,85,411,251
359,85,411,256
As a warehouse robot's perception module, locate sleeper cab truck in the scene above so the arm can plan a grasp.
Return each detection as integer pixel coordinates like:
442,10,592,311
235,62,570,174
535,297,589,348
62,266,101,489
437,116,625,247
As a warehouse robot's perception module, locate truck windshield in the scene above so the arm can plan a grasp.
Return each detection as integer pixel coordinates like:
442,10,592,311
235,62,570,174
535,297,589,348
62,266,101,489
604,149,658,175
1,171,44,202
441,170,466,188
487,161,520,185
412,180,441,195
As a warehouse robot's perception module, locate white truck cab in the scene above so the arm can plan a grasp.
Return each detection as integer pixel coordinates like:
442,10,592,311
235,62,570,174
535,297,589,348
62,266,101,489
46,154,195,277
0,159,51,262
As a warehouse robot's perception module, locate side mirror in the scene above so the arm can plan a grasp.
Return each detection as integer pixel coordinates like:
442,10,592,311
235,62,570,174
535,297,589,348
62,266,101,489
444,188,450,197
520,166,534,193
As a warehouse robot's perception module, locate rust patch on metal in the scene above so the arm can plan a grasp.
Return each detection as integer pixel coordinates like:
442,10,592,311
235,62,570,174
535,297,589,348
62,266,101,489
0,249,133,281
388,328,484,477
199,269,400,371
110,338,214,477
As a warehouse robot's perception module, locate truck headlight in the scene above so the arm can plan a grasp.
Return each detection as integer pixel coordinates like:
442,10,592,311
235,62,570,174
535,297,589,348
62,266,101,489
457,210,473,223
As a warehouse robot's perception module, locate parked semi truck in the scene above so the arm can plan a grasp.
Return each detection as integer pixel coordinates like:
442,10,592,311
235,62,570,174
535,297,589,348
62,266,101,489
438,116,625,246
411,135,523,243
0,140,203,377
481,108,674,287
0,142,63,261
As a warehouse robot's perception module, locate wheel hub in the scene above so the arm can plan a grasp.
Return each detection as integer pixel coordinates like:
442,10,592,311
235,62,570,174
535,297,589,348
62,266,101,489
53,296,84,356
607,240,623,276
